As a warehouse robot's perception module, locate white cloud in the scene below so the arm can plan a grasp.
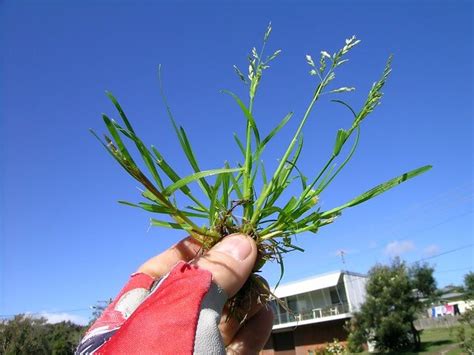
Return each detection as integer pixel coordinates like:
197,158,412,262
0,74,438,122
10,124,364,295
423,244,440,256
29,312,89,325
384,240,416,257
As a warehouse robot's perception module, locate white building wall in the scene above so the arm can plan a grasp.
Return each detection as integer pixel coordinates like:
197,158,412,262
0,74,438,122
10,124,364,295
343,273,368,313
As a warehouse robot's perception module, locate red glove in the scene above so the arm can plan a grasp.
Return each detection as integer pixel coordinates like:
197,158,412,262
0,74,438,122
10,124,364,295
76,235,273,355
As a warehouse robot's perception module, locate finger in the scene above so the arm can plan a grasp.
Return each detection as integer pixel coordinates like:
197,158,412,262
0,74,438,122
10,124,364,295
226,306,274,354
194,234,257,298
219,302,263,346
137,236,201,278
219,276,270,346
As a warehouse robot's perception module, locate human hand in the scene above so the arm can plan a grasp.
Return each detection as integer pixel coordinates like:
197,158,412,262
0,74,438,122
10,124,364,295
138,234,273,354
76,234,273,354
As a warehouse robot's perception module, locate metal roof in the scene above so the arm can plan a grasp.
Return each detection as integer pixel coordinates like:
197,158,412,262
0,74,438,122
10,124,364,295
272,271,342,298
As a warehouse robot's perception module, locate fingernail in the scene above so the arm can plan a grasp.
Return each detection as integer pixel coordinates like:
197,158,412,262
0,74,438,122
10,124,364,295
214,234,252,261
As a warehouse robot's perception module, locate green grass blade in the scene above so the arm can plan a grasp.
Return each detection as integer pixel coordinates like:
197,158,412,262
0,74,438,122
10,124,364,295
295,211,321,227
233,133,246,156
261,160,268,186
150,146,187,191
178,127,195,163
273,241,285,289
163,167,243,196
158,65,181,135
151,146,208,211
119,200,167,212
229,169,244,200
258,112,293,153
102,115,136,167
90,129,127,167
315,163,337,193
331,99,358,118
280,134,304,184
262,134,304,209
251,81,326,226
158,66,212,198
221,162,231,209
98,110,208,236
186,205,207,213
150,218,187,230
209,174,223,226
321,165,432,217
252,112,293,184
301,156,335,204
119,201,207,219
300,101,357,200
260,206,282,219
105,91,135,134
178,126,213,197
284,242,305,253
333,128,349,157
91,130,149,193
280,197,298,219
283,160,307,190
111,121,165,190
222,89,258,217
318,126,360,193
222,90,261,145
141,189,162,204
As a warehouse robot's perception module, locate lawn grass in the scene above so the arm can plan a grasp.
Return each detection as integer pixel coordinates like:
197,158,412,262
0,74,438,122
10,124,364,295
419,327,459,354
360,327,462,354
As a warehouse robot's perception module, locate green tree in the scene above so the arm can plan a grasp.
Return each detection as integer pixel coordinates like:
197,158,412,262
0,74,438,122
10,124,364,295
46,321,85,355
410,262,438,304
456,306,474,353
464,272,474,299
0,315,85,355
348,259,436,352
0,315,50,354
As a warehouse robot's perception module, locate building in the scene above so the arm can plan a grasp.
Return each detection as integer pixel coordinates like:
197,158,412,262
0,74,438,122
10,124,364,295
423,285,472,318
262,270,368,355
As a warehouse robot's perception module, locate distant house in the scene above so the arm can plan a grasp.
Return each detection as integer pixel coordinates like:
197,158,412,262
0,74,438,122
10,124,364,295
262,271,368,355
423,285,472,319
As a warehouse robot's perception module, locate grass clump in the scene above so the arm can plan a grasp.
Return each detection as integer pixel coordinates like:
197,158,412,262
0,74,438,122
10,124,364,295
92,24,431,317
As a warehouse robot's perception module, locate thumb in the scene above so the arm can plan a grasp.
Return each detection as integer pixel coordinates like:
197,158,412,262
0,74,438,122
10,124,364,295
194,234,257,298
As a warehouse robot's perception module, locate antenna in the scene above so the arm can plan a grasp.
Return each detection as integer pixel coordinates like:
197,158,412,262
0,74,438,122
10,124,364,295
337,250,346,269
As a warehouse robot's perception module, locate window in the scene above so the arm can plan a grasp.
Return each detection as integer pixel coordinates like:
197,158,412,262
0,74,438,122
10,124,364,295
330,287,341,304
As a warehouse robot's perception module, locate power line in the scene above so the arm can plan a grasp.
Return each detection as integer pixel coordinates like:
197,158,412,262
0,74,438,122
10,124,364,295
333,209,473,269
294,209,473,274
384,209,473,245
282,218,473,285
436,267,472,274
315,245,474,290
412,244,474,264
344,181,473,240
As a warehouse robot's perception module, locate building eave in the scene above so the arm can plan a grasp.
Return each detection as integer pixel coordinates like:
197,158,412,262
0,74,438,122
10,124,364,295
272,312,352,332
271,270,367,299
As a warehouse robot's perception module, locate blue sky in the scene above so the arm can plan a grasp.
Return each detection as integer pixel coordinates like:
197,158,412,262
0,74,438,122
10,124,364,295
1,1,472,325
